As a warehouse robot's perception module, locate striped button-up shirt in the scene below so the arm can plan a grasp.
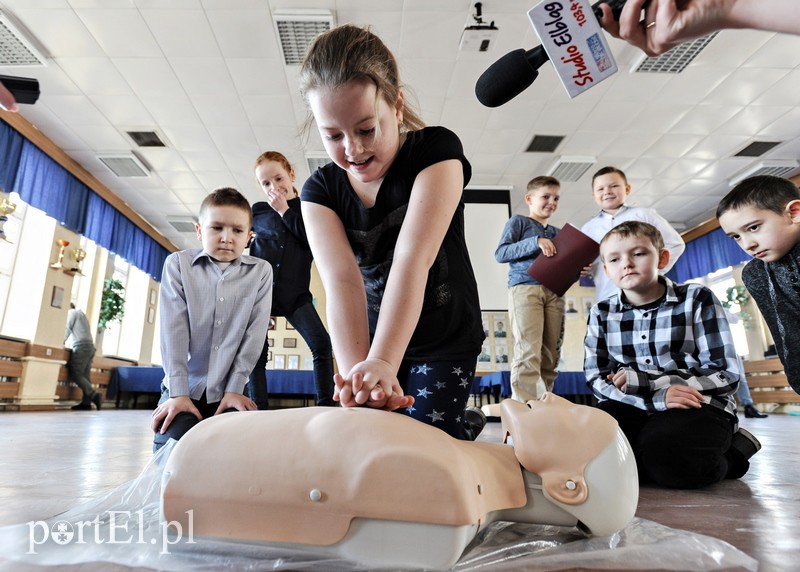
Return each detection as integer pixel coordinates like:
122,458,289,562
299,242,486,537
584,277,739,418
159,248,272,402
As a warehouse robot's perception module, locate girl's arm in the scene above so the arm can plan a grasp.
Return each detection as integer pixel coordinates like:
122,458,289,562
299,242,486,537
301,201,371,377
361,159,465,390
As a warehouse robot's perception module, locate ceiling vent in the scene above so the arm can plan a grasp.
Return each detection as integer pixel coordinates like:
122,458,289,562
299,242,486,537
167,217,198,234
729,160,800,188
0,10,47,66
734,140,781,158
98,154,150,178
273,10,334,66
306,154,330,174
127,130,167,148
547,156,595,182
525,134,564,153
632,32,718,74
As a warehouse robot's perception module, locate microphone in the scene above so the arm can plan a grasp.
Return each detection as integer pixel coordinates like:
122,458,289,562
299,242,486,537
474,0,629,107
475,46,549,108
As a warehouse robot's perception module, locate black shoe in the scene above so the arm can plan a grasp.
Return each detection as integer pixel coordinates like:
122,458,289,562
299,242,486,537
744,404,767,418
71,402,92,411
91,392,103,410
464,406,487,441
732,427,762,459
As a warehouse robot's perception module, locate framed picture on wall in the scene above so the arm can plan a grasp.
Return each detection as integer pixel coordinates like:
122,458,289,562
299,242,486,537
273,354,285,369
287,355,300,370
149,288,157,305
285,318,295,330
477,342,492,371
582,296,595,315
303,356,313,370
267,338,274,347
494,341,510,371
565,296,579,314
147,307,155,324
50,286,64,308
283,337,297,349
492,313,507,338
481,313,490,338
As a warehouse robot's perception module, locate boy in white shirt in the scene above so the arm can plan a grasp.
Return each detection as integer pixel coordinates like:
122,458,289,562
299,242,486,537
581,166,685,301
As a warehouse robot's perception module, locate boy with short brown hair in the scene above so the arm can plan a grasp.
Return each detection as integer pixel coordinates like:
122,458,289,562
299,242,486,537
151,188,273,451
495,176,565,402
584,220,759,489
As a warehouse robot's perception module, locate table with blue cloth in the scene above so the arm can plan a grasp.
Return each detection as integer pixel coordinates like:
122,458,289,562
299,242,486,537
109,367,319,408
473,371,594,406
108,366,164,408
264,369,316,406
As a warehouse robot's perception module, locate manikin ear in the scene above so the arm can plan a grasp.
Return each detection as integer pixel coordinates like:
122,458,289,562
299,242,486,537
786,199,800,223
657,249,670,270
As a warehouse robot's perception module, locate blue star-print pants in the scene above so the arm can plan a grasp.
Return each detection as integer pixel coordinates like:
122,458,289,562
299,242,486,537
397,358,477,440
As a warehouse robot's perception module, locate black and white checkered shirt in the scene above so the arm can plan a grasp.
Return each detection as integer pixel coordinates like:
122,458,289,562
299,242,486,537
584,277,738,417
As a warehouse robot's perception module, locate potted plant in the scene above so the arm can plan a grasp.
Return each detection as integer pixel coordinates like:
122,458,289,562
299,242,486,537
98,278,125,331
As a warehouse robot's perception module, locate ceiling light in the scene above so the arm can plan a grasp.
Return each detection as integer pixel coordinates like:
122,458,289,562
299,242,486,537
729,160,800,188
97,154,150,178
547,156,595,182
273,10,334,66
167,217,198,234
306,154,330,174
0,10,47,66
631,33,718,74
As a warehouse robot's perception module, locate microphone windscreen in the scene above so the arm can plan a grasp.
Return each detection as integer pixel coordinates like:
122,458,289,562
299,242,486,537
475,48,539,108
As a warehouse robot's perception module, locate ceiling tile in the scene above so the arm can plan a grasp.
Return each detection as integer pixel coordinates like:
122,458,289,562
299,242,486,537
73,8,162,57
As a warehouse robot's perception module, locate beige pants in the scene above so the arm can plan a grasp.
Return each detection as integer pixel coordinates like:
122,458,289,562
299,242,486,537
508,284,565,402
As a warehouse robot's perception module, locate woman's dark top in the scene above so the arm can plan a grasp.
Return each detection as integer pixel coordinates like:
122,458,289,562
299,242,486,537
250,197,313,316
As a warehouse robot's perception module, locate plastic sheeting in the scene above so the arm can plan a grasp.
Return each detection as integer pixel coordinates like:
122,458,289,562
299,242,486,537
0,441,757,572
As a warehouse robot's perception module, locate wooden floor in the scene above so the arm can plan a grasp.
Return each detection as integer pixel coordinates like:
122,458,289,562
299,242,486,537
0,406,797,571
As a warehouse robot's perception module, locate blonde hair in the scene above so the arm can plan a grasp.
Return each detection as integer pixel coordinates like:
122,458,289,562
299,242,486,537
254,151,298,198
298,24,425,135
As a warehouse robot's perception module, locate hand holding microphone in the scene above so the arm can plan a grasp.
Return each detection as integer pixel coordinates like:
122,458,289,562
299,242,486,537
475,0,630,107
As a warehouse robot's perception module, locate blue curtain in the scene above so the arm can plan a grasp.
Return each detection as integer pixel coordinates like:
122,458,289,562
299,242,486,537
14,141,89,233
666,227,751,283
84,193,168,280
5,120,169,281
0,120,24,193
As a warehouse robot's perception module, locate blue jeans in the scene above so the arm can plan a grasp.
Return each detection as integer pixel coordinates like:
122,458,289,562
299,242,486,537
248,300,335,408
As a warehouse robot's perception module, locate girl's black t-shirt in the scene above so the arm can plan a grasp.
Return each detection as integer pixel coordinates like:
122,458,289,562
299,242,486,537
302,126,484,361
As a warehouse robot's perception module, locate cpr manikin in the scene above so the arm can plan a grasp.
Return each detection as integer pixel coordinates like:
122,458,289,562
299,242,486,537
160,393,639,570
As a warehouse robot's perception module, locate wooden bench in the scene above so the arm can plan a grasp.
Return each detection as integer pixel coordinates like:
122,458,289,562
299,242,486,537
743,358,798,405
57,355,137,402
0,336,26,402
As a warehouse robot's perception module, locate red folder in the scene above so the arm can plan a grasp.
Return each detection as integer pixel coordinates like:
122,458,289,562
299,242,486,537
526,223,599,297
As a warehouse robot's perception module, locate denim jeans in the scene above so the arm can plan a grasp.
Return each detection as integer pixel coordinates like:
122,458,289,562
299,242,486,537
248,300,335,408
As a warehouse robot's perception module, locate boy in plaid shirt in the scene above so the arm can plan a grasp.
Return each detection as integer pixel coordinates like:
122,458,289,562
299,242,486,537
584,221,760,489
